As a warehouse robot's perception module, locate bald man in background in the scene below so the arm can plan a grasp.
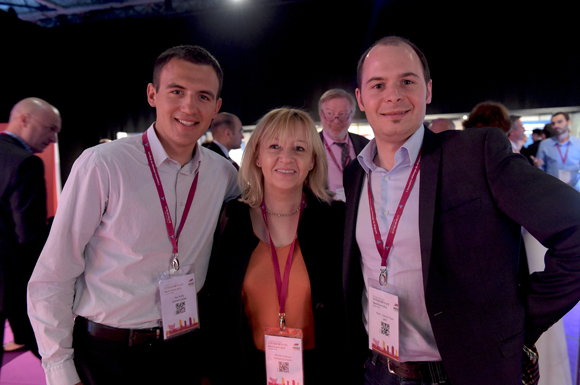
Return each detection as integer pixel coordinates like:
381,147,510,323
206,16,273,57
0,98,61,364
429,118,455,133
204,112,244,169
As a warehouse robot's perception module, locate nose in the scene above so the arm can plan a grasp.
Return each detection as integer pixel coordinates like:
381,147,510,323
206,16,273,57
384,84,402,103
278,146,294,163
180,94,198,115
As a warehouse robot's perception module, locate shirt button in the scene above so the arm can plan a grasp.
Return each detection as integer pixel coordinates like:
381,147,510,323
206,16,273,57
384,176,390,181
383,210,389,215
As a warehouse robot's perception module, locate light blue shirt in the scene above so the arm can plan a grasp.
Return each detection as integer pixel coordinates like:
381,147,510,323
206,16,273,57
355,126,441,362
535,135,580,190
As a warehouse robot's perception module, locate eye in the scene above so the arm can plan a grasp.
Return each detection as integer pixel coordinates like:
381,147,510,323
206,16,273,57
371,83,384,90
200,94,211,101
170,89,183,95
294,146,305,152
268,144,280,149
402,79,414,85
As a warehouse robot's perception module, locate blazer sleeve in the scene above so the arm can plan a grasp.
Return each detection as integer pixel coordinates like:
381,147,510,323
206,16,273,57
483,128,580,345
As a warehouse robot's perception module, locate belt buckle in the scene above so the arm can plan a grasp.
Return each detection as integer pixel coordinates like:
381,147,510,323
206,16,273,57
386,359,397,375
128,328,161,346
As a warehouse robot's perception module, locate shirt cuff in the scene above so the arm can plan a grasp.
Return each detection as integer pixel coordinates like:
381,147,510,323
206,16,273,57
45,358,81,385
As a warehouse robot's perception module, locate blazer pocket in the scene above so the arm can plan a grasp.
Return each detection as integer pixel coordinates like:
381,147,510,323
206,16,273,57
499,330,524,358
439,197,481,224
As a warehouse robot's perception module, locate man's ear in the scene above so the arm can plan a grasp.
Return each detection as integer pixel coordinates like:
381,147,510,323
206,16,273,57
146,83,157,107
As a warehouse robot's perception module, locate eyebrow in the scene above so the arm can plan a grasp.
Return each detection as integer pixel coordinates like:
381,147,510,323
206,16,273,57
365,72,421,85
166,82,216,100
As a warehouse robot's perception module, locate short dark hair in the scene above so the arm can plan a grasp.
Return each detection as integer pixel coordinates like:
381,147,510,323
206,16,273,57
532,129,543,136
210,112,238,134
357,36,430,89
552,112,570,121
152,45,223,98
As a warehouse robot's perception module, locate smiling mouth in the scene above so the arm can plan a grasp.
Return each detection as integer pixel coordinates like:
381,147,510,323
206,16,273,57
381,110,410,117
276,169,296,174
176,119,198,126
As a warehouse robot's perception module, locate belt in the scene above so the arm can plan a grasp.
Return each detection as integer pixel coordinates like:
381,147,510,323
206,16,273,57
376,354,448,382
75,316,163,347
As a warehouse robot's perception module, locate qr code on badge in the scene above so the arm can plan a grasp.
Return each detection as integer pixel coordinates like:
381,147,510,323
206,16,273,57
278,361,289,373
381,321,390,337
175,301,186,315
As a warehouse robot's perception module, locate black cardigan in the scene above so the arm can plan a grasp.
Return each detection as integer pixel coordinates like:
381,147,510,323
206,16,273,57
201,189,348,383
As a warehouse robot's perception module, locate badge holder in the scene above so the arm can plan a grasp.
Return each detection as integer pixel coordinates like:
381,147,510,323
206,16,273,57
158,257,200,341
264,324,304,385
368,279,400,362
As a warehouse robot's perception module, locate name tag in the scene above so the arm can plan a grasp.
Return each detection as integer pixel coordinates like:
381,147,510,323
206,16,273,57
265,327,304,385
369,286,400,362
159,273,200,340
558,170,573,184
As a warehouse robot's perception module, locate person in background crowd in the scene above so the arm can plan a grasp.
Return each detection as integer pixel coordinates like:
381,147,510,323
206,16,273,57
27,45,239,385
204,108,347,384
343,35,580,385
428,118,455,133
462,100,511,133
508,115,526,153
203,112,244,169
532,112,580,191
521,128,544,164
318,88,369,201
1,97,60,366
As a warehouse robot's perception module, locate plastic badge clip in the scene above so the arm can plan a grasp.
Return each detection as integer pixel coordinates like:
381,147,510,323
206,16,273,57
171,253,180,272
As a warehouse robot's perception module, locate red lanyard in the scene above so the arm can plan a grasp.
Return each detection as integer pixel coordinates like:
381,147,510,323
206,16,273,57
556,142,570,164
142,131,199,271
260,193,307,330
323,136,351,171
367,149,421,285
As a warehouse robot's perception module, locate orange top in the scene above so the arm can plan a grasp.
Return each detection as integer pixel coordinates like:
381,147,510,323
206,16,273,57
242,240,315,351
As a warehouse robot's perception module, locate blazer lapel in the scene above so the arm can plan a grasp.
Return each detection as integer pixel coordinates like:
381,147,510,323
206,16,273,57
419,128,441,291
343,161,365,296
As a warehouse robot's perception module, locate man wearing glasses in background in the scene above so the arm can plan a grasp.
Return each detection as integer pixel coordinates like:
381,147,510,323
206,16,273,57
318,89,369,201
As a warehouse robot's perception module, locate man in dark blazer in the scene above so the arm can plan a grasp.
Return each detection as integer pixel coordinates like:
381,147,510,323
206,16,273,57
203,112,243,169
343,36,580,385
0,97,61,363
318,89,369,201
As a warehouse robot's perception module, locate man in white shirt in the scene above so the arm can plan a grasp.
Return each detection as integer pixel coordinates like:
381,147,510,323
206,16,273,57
343,36,580,385
27,45,239,385
508,115,526,153
318,89,369,201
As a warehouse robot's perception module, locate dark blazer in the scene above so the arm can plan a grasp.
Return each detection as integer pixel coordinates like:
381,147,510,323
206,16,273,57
319,131,370,155
203,141,229,159
343,127,580,385
202,189,347,384
0,133,48,310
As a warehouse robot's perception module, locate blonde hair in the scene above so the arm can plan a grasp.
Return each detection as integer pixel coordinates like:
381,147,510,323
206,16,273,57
239,108,332,207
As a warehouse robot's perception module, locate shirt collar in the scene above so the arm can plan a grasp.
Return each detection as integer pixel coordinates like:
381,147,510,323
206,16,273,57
1,131,34,153
357,125,424,173
322,129,350,144
146,124,201,175
212,139,230,158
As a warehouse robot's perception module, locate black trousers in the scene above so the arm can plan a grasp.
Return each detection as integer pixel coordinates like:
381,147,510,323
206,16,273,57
73,321,204,385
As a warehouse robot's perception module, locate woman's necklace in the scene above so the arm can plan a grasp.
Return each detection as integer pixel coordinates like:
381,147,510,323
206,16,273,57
265,207,300,217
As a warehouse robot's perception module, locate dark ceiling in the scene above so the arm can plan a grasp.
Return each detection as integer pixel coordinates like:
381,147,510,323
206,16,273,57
1,0,579,182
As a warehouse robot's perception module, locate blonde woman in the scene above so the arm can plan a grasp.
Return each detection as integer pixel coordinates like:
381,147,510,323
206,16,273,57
203,108,347,383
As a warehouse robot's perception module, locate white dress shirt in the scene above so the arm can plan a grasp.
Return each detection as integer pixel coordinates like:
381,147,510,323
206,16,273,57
27,124,239,385
356,126,441,362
